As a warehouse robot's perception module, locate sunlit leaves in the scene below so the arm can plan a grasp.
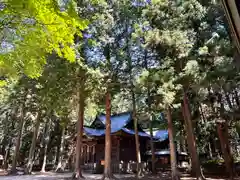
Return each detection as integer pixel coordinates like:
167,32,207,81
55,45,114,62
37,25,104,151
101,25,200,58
183,60,200,77
199,46,209,55
0,0,88,78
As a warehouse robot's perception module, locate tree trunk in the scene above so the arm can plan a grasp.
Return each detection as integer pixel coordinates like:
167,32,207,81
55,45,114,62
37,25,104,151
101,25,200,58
55,144,60,166
217,122,234,179
199,104,213,158
234,90,240,108
217,92,235,179
143,48,156,175
149,119,156,174
40,143,48,173
10,106,25,174
180,131,187,153
41,118,51,173
68,144,75,172
72,90,85,179
128,54,142,178
181,104,193,160
208,142,213,159
4,140,12,170
147,94,155,174
25,112,41,174
131,88,143,178
167,106,180,180
102,91,114,180
182,90,205,180
56,127,66,172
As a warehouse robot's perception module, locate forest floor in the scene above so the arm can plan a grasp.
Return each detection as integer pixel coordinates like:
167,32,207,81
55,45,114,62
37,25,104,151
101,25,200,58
0,171,238,180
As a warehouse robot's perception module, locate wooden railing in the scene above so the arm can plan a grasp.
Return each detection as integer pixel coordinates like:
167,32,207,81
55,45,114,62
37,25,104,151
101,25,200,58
81,162,147,174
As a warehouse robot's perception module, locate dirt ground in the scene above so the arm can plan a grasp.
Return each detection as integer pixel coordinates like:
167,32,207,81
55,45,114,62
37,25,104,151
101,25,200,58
0,171,238,180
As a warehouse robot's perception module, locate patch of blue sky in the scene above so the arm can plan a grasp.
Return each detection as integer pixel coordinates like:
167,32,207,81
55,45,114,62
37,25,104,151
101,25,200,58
132,0,151,7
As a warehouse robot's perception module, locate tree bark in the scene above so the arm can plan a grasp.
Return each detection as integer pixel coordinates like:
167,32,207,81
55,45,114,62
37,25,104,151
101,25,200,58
128,51,142,178
102,91,114,180
147,92,155,174
198,104,213,158
40,142,48,173
10,105,25,174
41,118,51,173
181,104,193,159
149,119,156,174
182,138,187,153
182,90,205,180
131,86,143,178
217,92,235,179
234,90,240,108
25,112,41,174
217,122,235,179
56,127,66,172
208,142,213,159
55,143,60,166
167,106,180,180
4,140,12,170
143,48,156,175
72,90,85,179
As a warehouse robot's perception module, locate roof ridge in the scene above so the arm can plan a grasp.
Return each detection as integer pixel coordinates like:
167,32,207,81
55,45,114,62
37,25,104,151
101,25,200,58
98,111,132,118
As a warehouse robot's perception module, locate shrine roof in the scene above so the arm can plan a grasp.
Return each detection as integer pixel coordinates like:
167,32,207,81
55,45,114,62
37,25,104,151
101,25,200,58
83,112,168,141
97,112,132,131
84,112,150,137
154,130,168,141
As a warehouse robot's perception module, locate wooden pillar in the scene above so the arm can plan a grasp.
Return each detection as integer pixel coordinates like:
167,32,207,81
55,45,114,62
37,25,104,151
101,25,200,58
80,145,84,165
87,145,90,163
89,146,92,163
84,145,87,164
83,145,85,164
92,145,96,163
117,137,120,162
81,145,84,164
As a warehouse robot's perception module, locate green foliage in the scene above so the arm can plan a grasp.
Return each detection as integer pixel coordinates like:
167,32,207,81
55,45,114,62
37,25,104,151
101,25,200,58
0,0,88,78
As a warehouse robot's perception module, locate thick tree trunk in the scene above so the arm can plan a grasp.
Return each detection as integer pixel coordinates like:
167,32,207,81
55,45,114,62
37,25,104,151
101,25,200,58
10,106,25,174
72,90,85,179
41,118,51,173
102,91,114,180
25,112,41,174
167,106,180,180
217,92,235,179
181,105,193,158
182,91,205,180
217,122,234,179
56,127,66,173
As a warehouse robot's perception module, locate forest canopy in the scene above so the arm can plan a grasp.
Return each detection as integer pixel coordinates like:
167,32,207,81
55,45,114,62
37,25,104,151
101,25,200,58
0,0,239,180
